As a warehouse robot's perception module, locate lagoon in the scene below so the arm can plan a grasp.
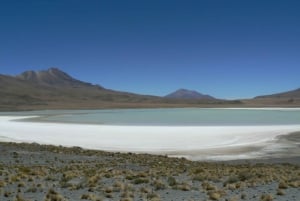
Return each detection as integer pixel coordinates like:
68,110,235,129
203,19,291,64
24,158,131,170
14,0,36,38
2,108,300,126
1,108,300,161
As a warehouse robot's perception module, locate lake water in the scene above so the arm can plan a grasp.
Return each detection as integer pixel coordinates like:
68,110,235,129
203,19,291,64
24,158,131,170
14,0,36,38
1,108,300,160
3,108,300,126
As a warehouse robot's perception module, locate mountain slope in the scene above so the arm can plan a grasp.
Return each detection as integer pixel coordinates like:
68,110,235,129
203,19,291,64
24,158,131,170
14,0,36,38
165,89,215,100
0,68,246,110
0,74,48,108
255,88,300,99
240,88,300,106
0,68,163,110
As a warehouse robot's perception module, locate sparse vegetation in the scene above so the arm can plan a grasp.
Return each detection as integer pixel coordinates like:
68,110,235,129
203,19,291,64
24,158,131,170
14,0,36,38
44,189,67,201
0,142,299,201
260,194,273,201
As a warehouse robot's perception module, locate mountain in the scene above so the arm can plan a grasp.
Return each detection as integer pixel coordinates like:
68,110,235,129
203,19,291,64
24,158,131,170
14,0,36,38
165,89,215,100
240,88,300,106
0,68,247,110
0,68,164,110
255,88,300,99
17,68,101,88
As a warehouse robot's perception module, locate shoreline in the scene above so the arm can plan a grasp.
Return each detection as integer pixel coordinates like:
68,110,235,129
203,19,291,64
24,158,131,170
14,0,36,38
1,112,300,200
1,116,300,161
1,132,300,163
1,104,300,112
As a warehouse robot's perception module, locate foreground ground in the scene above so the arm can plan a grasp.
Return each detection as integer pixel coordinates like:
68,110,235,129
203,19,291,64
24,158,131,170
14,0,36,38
0,142,299,201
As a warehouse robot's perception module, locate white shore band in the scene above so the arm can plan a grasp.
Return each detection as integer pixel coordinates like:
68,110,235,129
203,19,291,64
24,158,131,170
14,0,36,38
1,116,300,160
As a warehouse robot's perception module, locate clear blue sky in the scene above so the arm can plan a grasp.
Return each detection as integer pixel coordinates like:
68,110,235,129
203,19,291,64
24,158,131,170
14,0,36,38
1,0,300,99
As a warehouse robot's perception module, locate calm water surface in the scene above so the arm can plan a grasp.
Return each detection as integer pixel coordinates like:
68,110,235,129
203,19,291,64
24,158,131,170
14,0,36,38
1,108,300,126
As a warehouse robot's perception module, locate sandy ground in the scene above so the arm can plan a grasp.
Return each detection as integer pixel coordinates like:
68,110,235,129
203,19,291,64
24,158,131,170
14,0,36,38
0,141,299,201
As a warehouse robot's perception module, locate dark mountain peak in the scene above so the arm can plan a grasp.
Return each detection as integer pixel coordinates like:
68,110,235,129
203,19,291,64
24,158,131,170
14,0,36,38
19,67,72,80
17,67,101,88
46,67,62,73
46,67,71,78
177,88,198,94
165,88,215,100
48,67,60,72
46,67,75,81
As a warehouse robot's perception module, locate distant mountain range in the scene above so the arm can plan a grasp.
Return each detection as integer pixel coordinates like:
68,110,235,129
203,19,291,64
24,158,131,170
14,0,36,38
246,88,300,106
255,88,300,99
0,68,299,110
0,68,225,110
0,68,160,110
165,89,215,100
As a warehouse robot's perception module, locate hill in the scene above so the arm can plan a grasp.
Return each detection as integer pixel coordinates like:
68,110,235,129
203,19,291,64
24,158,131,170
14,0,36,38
165,89,215,100
0,68,164,110
242,88,300,107
1,68,236,110
5,68,299,110
255,88,300,99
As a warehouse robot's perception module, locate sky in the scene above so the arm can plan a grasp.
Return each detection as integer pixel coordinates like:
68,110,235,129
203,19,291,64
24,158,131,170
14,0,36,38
1,0,300,99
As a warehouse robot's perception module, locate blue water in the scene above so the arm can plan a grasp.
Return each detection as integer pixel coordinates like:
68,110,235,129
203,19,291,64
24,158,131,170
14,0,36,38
1,108,300,126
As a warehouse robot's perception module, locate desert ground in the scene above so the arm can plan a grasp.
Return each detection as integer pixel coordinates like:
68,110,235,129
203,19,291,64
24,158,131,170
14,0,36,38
0,133,299,201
